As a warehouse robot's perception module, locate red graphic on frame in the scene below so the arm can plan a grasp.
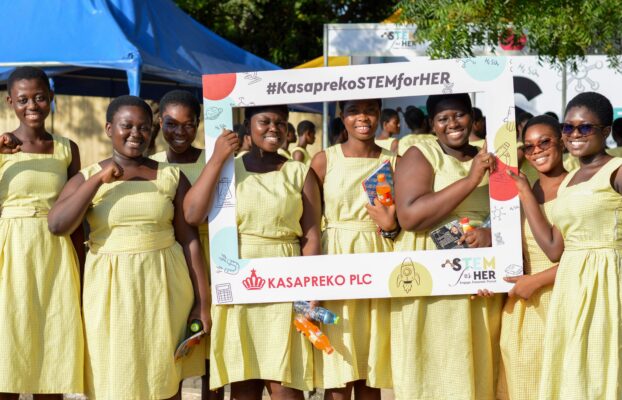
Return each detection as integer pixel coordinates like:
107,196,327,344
203,73,237,100
489,157,518,201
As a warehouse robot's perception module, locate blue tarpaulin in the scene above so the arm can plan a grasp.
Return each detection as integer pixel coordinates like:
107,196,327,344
0,0,279,97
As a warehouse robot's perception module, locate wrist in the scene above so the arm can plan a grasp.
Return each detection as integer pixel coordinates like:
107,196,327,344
380,225,400,239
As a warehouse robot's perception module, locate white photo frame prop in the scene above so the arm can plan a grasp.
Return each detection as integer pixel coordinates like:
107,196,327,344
203,57,521,305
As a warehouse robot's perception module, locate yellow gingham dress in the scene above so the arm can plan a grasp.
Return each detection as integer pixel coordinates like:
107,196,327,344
151,150,209,372
0,135,83,394
315,144,397,389
374,137,396,152
497,200,556,400
397,133,437,156
81,163,195,399
209,158,314,391
291,146,311,166
539,157,622,399
391,140,502,400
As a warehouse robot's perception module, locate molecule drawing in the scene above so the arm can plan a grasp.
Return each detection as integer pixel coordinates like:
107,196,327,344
557,61,603,92
491,206,506,222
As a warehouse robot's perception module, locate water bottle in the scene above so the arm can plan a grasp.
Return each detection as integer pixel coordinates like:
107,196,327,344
293,301,340,324
293,315,334,354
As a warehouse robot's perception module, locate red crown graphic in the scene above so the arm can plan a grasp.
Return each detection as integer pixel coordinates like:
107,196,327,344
242,269,266,290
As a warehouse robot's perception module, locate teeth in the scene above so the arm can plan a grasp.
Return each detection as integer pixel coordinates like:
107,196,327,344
264,136,279,144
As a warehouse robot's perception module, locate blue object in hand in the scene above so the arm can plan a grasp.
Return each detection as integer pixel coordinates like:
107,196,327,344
294,301,340,324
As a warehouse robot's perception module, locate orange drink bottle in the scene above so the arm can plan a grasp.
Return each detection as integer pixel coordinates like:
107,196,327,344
293,315,334,354
460,217,474,233
376,173,393,206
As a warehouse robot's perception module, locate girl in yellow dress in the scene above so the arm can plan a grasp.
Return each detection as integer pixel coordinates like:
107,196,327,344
392,93,500,400
150,90,222,400
513,92,622,399
498,115,566,400
310,98,397,400
0,67,83,400
375,108,400,153
48,95,210,400
184,104,321,400
291,120,315,166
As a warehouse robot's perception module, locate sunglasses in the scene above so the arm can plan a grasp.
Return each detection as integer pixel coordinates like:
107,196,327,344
560,123,605,136
523,138,556,155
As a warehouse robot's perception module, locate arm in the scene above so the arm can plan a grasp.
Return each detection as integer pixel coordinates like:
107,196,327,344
299,168,322,256
309,150,327,208
292,149,304,162
183,130,238,226
67,140,86,270
395,146,494,232
48,160,123,235
390,138,399,154
174,173,211,333
504,264,558,300
507,170,564,261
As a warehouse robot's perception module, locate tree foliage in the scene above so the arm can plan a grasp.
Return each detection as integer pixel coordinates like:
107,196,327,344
397,0,622,71
175,0,398,68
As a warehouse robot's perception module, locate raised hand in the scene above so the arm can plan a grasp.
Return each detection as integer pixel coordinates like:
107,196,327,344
212,129,240,165
99,161,124,184
0,133,22,154
467,142,495,185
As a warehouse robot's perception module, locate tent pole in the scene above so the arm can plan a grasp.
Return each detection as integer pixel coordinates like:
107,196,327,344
322,24,329,149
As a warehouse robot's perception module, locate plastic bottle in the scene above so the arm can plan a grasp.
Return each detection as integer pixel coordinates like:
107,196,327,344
293,301,340,325
460,217,474,233
376,173,393,206
293,315,334,354
189,319,203,334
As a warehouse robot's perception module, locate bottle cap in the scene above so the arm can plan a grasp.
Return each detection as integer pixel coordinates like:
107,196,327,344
460,217,470,224
333,316,340,324
189,320,203,333
377,173,385,182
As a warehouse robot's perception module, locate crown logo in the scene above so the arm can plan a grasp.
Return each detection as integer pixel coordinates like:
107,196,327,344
242,269,265,290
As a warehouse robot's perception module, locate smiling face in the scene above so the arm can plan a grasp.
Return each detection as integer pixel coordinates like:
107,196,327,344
340,99,380,142
431,99,473,148
106,105,153,159
6,78,53,130
523,123,563,174
247,108,289,153
159,103,198,154
562,106,609,158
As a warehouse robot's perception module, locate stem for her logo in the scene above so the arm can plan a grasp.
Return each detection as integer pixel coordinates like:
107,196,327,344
442,257,497,287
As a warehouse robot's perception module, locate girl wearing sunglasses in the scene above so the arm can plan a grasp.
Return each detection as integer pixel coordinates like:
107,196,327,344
502,115,566,400
511,92,622,399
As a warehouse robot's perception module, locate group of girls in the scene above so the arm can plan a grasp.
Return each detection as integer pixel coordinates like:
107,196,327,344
1,64,620,400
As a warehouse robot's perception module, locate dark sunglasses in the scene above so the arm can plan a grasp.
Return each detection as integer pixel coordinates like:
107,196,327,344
560,123,605,136
523,138,556,155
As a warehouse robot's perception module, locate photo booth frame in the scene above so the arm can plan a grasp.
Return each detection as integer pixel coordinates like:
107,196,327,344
203,57,522,305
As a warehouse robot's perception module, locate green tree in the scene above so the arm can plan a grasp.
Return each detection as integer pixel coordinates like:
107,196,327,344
397,0,622,71
175,0,398,68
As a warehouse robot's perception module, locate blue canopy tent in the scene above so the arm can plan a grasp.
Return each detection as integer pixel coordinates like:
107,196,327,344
0,0,280,99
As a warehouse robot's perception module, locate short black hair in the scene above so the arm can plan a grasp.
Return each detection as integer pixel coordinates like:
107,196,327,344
287,122,296,134
243,104,289,122
159,90,201,122
544,111,559,122
565,92,613,126
404,107,426,130
296,120,315,136
7,66,51,94
472,107,484,121
106,95,153,123
380,108,399,125
233,123,248,139
522,114,562,139
426,93,472,119
612,118,622,145
338,99,382,114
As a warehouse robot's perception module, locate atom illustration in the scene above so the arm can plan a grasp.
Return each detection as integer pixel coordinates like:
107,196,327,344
491,206,506,222
557,61,603,92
